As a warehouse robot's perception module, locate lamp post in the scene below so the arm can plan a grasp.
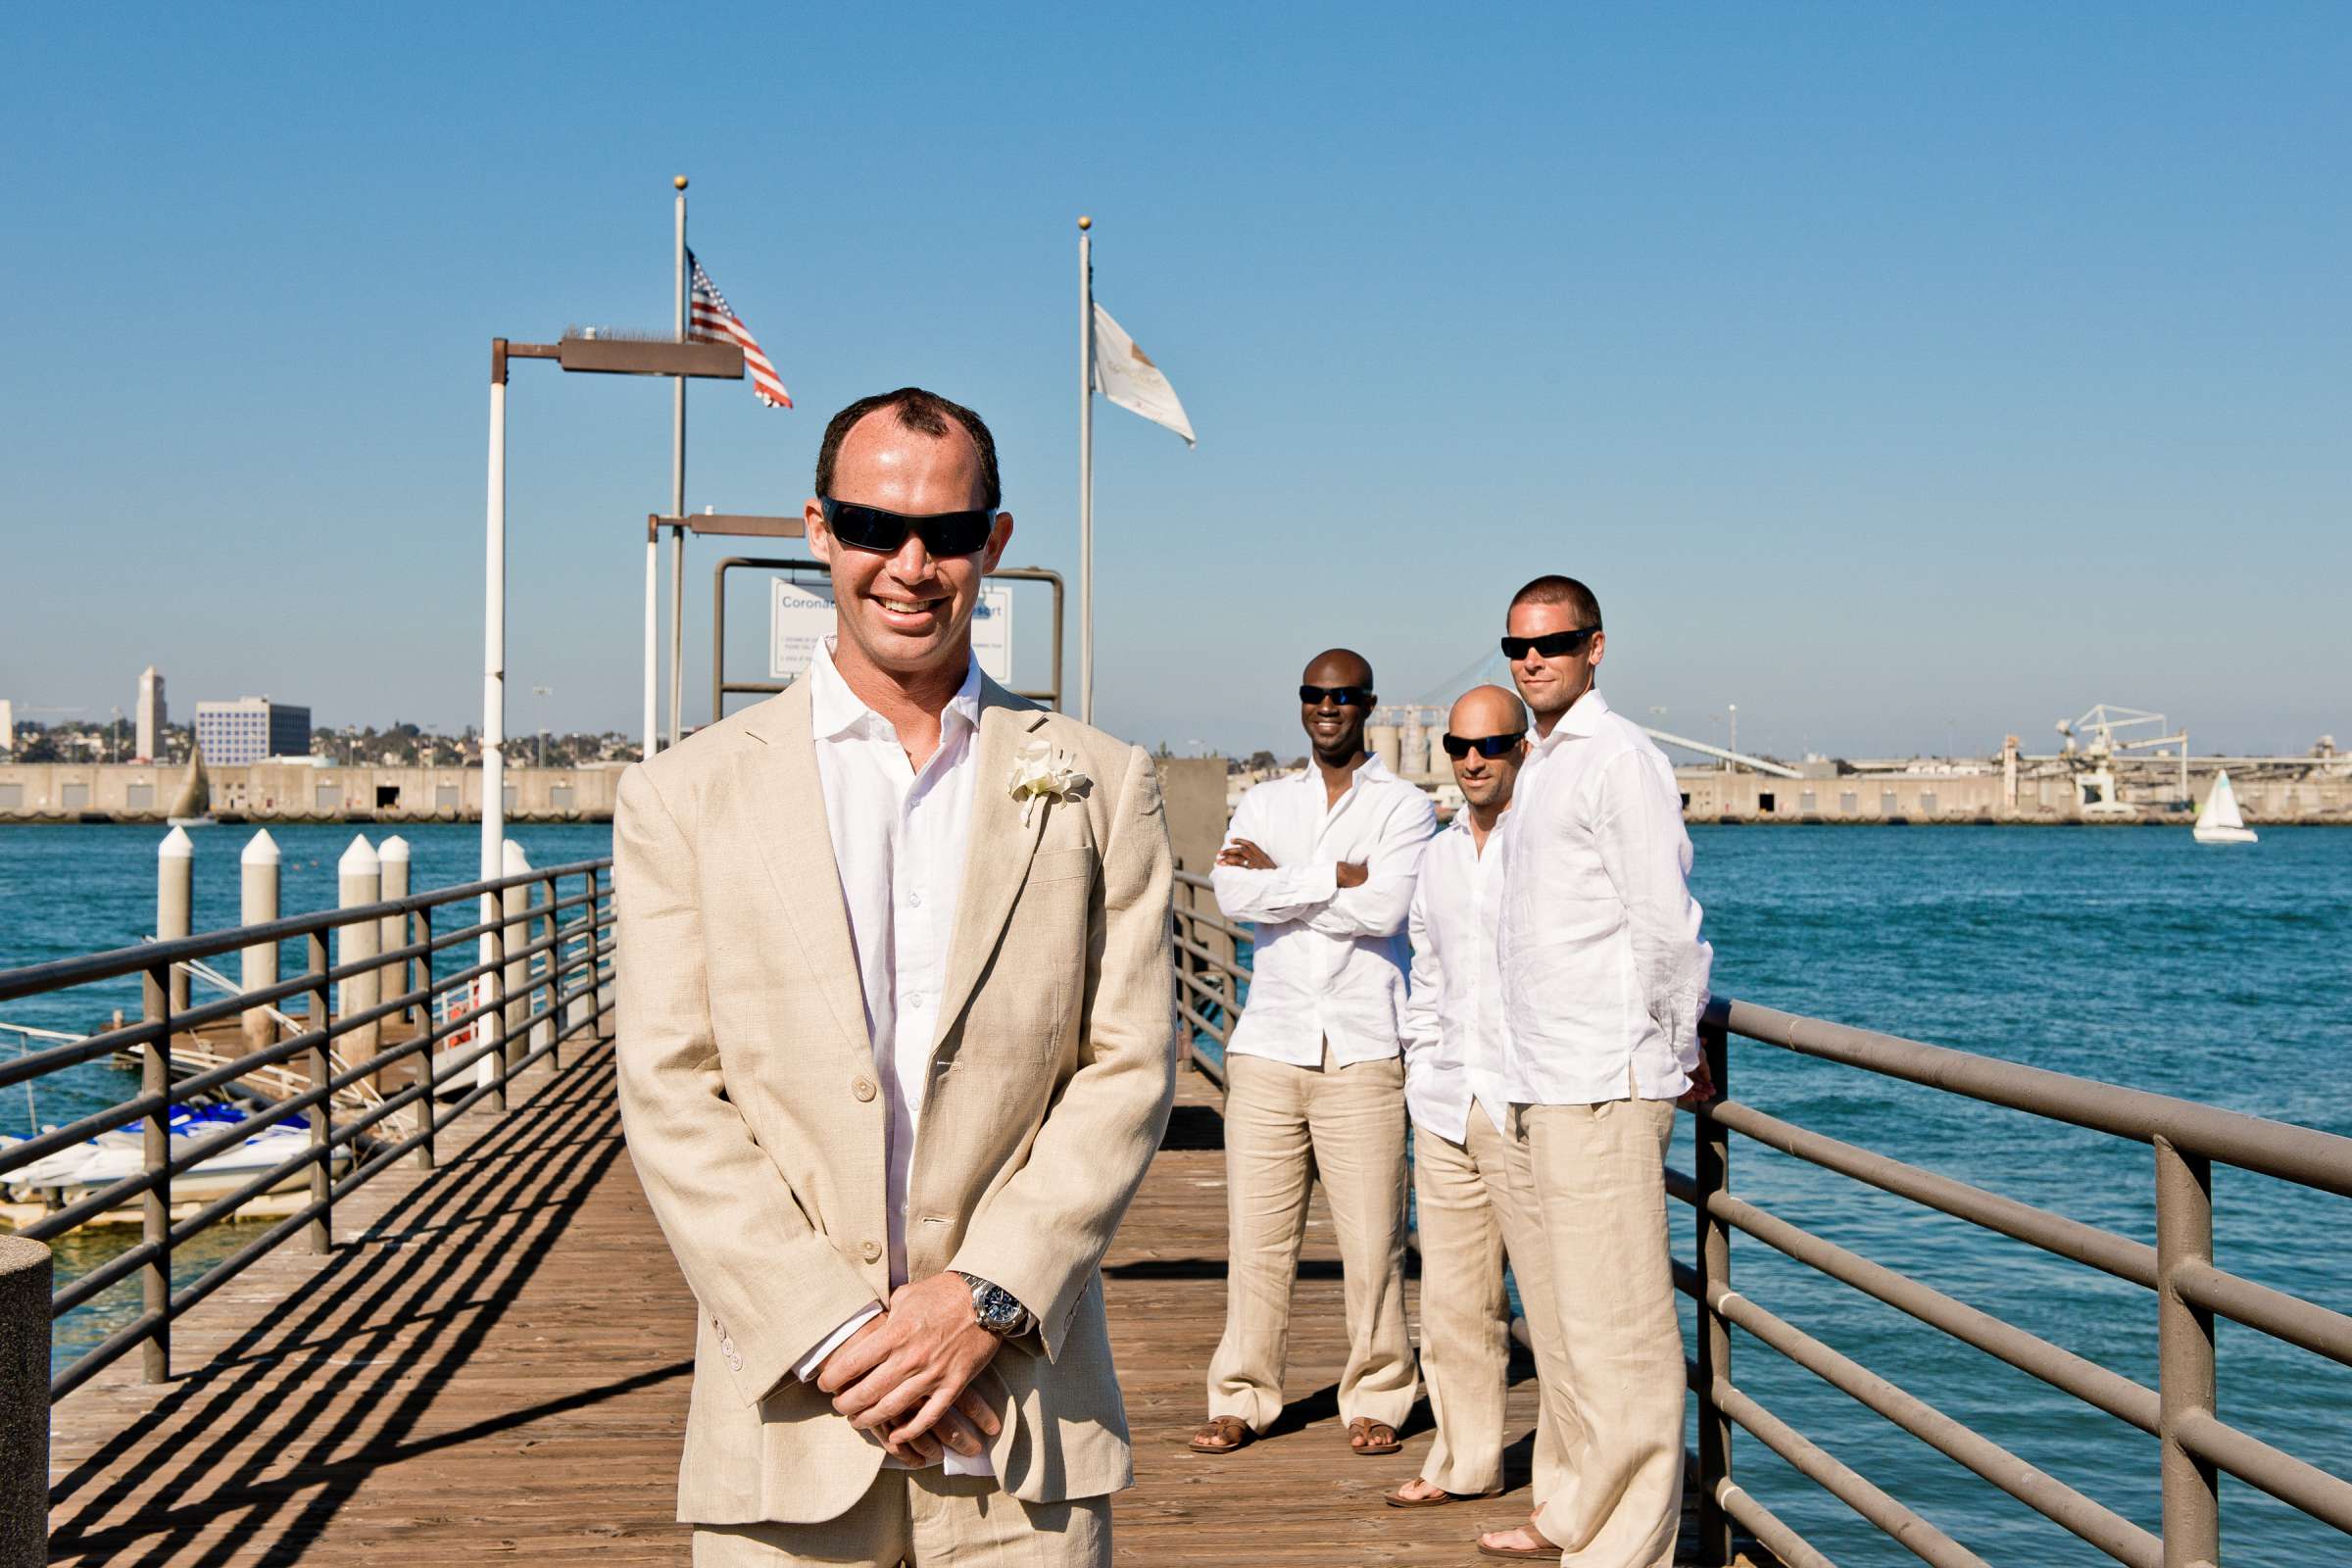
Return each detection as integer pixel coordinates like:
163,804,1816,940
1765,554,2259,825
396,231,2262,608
483,333,742,965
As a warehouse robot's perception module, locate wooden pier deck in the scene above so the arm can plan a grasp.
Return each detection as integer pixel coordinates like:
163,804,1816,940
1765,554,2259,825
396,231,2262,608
44,1041,1740,1566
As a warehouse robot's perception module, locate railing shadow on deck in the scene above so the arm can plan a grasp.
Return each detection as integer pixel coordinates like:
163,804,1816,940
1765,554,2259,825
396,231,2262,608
43,1045,657,1567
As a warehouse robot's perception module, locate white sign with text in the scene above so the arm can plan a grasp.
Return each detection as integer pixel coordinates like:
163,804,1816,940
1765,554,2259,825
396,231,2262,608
769,577,1014,685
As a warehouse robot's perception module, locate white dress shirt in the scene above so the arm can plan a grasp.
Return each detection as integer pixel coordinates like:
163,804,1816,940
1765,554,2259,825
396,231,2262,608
789,636,992,1474
1499,689,1712,1105
1210,756,1436,1065
1400,810,1511,1143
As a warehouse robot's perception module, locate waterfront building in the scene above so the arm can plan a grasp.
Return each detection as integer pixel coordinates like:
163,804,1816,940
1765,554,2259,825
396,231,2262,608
135,666,167,762
0,698,13,757
193,697,311,768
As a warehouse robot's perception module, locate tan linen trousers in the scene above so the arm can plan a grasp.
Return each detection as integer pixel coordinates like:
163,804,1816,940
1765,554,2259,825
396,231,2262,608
1206,1046,1416,1432
691,1468,1111,1566
1413,1104,1574,1501
1518,1092,1684,1568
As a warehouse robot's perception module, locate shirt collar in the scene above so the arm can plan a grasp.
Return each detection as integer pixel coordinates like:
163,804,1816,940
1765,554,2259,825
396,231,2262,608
1555,687,1611,740
1294,752,1399,792
808,636,983,742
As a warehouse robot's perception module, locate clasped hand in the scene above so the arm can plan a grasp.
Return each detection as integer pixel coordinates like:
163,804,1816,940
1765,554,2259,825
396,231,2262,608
814,1272,1004,1466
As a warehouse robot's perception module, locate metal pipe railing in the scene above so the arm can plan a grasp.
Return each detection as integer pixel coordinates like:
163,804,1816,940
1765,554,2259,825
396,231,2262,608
2,858,613,1399
1171,887,2352,1564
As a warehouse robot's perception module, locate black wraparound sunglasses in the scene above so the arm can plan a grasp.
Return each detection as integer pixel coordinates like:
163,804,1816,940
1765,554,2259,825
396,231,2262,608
1298,684,1374,708
1500,626,1600,661
818,497,997,559
1441,731,1527,760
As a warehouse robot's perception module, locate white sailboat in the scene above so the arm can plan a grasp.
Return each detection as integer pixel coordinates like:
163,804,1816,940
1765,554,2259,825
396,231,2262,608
2193,770,2258,845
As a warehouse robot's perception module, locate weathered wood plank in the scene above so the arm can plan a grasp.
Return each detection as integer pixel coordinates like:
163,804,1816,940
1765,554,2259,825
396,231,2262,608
46,1053,1770,1565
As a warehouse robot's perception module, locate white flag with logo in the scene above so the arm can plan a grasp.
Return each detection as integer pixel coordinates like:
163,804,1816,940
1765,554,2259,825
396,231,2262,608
1092,302,1196,447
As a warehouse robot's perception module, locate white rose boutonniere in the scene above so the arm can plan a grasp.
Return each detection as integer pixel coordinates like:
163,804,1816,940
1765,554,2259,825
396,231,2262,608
1008,738,1090,825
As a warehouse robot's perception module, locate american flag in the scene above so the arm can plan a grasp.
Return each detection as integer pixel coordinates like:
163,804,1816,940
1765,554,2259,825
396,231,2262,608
687,249,791,409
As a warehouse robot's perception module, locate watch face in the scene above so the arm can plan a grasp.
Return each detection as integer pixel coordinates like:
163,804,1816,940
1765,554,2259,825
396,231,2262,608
978,1286,1018,1328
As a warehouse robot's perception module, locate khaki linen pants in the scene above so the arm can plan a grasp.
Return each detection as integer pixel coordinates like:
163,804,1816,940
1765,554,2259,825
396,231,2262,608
1206,1046,1415,1433
1414,1105,1575,1501
691,1468,1111,1567
1519,1094,1683,1568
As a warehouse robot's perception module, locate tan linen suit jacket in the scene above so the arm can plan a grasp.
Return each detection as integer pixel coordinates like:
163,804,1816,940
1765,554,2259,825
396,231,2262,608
613,676,1176,1527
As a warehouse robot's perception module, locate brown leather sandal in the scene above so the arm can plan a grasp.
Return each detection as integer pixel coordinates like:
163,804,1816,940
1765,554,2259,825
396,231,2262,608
1384,1481,1493,1507
1187,1415,1253,1454
1476,1520,1561,1560
1347,1417,1401,1455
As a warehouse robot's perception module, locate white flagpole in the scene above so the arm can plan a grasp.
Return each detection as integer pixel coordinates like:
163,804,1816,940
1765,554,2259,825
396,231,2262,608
482,348,508,966
668,175,689,748
1077,215,1095,724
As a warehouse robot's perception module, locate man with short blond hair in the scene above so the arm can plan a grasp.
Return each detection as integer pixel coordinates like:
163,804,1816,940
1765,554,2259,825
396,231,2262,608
1480,574,1711,1568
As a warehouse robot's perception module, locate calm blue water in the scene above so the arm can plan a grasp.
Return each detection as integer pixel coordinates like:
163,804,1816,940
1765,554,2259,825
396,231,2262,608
0,821,613,1379
4,821,2346,1563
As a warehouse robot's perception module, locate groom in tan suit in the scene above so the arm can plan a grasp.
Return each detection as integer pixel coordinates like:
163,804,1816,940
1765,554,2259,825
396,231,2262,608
615,386,1176,1566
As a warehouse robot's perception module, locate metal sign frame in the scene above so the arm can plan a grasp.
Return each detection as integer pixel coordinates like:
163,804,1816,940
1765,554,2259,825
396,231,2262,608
711,557,1065,721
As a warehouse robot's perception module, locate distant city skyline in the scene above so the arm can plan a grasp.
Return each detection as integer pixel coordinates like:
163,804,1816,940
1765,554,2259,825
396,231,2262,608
2,7,2344,760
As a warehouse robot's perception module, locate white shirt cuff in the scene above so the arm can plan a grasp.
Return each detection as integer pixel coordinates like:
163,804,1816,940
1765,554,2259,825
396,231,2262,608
793,1302,883,1382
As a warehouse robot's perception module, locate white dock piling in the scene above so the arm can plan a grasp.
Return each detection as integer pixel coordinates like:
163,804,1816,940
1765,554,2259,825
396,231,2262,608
336,836,381,1070
378,836,413,1026
499,840,542,1061
157,826,193,1013
239,830,280,1046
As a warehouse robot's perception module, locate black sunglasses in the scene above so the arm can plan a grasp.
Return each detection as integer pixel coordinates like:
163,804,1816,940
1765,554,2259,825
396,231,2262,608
1500,627,1599,662
1441,731,1527,760
1298,684,1374,709
818,497,996,559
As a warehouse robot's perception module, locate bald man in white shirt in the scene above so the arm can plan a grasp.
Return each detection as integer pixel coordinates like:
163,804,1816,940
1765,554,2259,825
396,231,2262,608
1389,684,1577,1517
1190,650,1436,1460
1480,574,1713,1568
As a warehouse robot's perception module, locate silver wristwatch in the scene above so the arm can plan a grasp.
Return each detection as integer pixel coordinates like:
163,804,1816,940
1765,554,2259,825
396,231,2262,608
956,1271,1033,1338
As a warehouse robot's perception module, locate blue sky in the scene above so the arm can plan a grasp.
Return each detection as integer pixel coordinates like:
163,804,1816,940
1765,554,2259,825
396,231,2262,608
2,4,2344,760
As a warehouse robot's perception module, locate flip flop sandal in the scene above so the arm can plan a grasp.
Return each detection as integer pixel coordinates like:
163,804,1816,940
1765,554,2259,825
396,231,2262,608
1476,1528,1562,1560
1347,1417,1402,1456
1187,1416,1253,1455
1384,1485,1491,1508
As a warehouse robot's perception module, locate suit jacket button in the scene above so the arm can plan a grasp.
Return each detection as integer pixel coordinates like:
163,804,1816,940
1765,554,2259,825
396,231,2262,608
860,1240,883,1263
852,1077,878,1102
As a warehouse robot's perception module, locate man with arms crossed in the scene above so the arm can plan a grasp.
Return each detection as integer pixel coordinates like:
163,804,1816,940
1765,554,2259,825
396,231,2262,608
1189,651,1436,1459
1480,575,1712,1567
615,387,1176,1566
1389,684,1577,1516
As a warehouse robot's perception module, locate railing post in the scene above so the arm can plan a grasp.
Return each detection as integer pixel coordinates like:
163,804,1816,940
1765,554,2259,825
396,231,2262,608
583,867,604,1043
139,958,172,1383
415,903,436,1172
485,912,510,1116
541,871,561,1064
2155,1135,2220,1567
0,1235,52,1567
306,931,333,1254
1692,1017,1734,1566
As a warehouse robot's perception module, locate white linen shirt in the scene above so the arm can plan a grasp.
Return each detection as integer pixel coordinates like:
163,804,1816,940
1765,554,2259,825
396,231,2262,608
789,636,993,1475
1400,811,1511,1143
1499,689,1712,1105
1211,757,1436,1065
